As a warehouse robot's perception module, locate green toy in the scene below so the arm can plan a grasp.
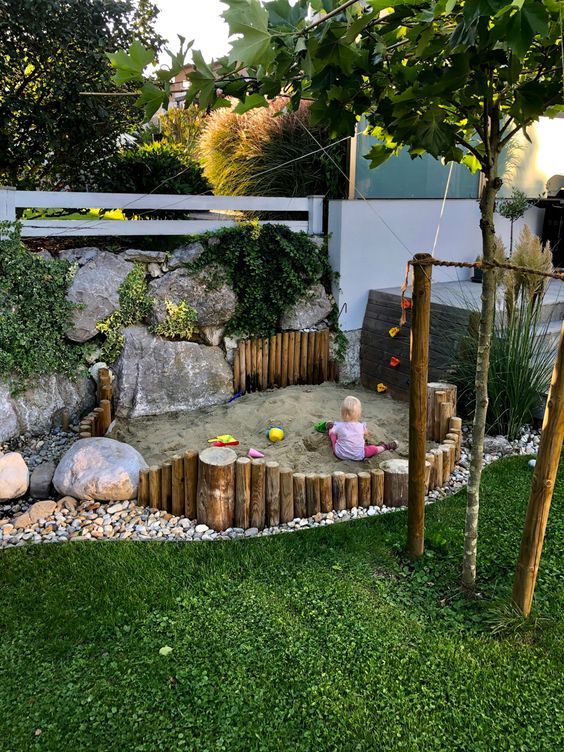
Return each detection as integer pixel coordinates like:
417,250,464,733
314,420,328,433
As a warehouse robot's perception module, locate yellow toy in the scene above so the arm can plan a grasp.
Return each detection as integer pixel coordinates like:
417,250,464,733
266,427,285,442
389,326,400,338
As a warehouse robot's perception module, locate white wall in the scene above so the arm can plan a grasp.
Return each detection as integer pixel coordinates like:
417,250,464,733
328,199,543,331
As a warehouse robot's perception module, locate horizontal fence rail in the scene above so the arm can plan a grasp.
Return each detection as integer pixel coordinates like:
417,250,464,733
0,187,324,237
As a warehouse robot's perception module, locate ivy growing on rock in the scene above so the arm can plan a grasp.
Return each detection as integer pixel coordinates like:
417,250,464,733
188,222,334,338
0,224,87,393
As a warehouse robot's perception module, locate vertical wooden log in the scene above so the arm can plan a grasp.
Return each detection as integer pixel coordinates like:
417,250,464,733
449,416,463,460
358,472,371,508
408,253,432,559
149,466,161,510
245,339,252,392
424,461,432,495
293,331,301,385
293,473,306,518
161,461,172,513
262,338,269,390
444,441,456,475
512,321,564,617
184,450,198,519
433,390,446,443
300,332,308,384
61,408,70,432
268,335,276,388
233,348,240,394
100,399,112,435
138,468,149,507
345,473,359,509
281,332,289,388
239,342,246,396
320,329,329,383
307,331,315,383
275,333,282,386
250,338,257,392
306,474,320,516
197,447,236,531
332,471,346,511
312,330,320,384
171,455,185,517
319,474,332,513
266,461,281,527
235,457,252,529
440,446,451,485
381,460,409,507
439,401,453,443
287,331,295,386
257,338,264,391
279,467,294,523
250,459,266,529
430,448,443,491
370,468,384,507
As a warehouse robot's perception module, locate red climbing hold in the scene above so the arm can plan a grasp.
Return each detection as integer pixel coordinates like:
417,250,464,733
390,356,400,368
401,298,411,310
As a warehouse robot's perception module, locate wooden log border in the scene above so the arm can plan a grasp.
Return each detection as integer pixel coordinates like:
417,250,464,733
233,329,336,394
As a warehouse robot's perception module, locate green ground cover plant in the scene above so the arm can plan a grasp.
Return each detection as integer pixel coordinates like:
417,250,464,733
0,224,86,392
0,456,562,751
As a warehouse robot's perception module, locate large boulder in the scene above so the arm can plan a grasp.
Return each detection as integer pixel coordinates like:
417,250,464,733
53,438,148,501
0,453,29,501
114,326,233,418
149,267,237,328
65,251,133,342
29,461,56,499
0,375,96,443
280,284,333,330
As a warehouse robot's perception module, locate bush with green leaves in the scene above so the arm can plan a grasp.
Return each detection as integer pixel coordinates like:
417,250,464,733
0,224,86,392
97,263,154,363
188,222,334,337
152,300,198,340
90,141,210,218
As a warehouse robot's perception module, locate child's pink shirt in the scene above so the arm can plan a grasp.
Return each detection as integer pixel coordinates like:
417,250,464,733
332,421,366,461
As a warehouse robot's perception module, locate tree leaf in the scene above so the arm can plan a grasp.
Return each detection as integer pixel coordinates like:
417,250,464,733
233,93,270,114
363,143,396,168
159,645,173,656
504,2,550,58
224,0,274,67
135,82,168,120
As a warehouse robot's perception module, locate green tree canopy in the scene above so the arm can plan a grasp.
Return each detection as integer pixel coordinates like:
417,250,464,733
0,0,163,188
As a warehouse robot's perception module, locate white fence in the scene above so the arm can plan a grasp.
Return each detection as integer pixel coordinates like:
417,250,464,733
0,187,324,236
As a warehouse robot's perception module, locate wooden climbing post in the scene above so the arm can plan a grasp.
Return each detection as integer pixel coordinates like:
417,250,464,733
408,253,432,559
512,321,564,617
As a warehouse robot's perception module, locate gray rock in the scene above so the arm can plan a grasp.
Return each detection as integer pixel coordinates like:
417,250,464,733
149,266,236,328
335,329,360,385
53,438,148,501
58,247,100,266
121,249,167,264
36,250,53,262
0,375,95,443
245,527,259,537
199,326,225,347
65,251,133,342
147,263,163,278
0,453,29,500
167,242,205,270
114,326,233,418
280,284,332,330
483,435,513,456
29,461,56,499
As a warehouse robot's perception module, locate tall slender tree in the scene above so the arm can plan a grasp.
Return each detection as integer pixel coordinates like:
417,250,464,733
112,0,563,587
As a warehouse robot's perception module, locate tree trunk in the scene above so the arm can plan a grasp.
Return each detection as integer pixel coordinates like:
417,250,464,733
462,160,502,590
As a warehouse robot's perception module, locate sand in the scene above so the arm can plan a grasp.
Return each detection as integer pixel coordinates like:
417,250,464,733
110,383,411,474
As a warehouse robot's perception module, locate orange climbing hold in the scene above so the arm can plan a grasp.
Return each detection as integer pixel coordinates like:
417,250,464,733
390,356,400,368
401,298,412,310
389,326,400,338
377,383,388,393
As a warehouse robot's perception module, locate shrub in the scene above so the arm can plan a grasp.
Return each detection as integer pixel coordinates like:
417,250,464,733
90,142,210,217
152,300,198,340
0,223,86,392
198,100,346,197
97,263,154,363
188,223,334,337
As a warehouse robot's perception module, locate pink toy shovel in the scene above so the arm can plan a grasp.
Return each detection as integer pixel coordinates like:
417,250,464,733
247,448,265,459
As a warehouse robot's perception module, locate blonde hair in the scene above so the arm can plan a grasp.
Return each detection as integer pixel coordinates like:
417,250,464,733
341,395,362,422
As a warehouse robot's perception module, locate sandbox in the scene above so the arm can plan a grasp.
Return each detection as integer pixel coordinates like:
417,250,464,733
110,383,409,474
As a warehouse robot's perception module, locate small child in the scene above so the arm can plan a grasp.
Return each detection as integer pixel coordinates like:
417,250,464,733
328,395,397,461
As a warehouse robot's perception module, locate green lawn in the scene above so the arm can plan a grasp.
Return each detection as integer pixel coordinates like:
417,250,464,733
1,456,562,752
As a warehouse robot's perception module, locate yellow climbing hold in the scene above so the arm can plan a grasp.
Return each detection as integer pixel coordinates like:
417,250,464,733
377,383,388,393
389,326,400,338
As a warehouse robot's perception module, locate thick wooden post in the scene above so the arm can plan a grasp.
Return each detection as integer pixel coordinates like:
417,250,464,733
171,455,185,517
293,473,306,518
250,459,266,529
280,468,294,523
235,457,251,529
512,321,564,616
266,461,281,526
197,447,237,531
332,471,346,511
408,253,432,559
